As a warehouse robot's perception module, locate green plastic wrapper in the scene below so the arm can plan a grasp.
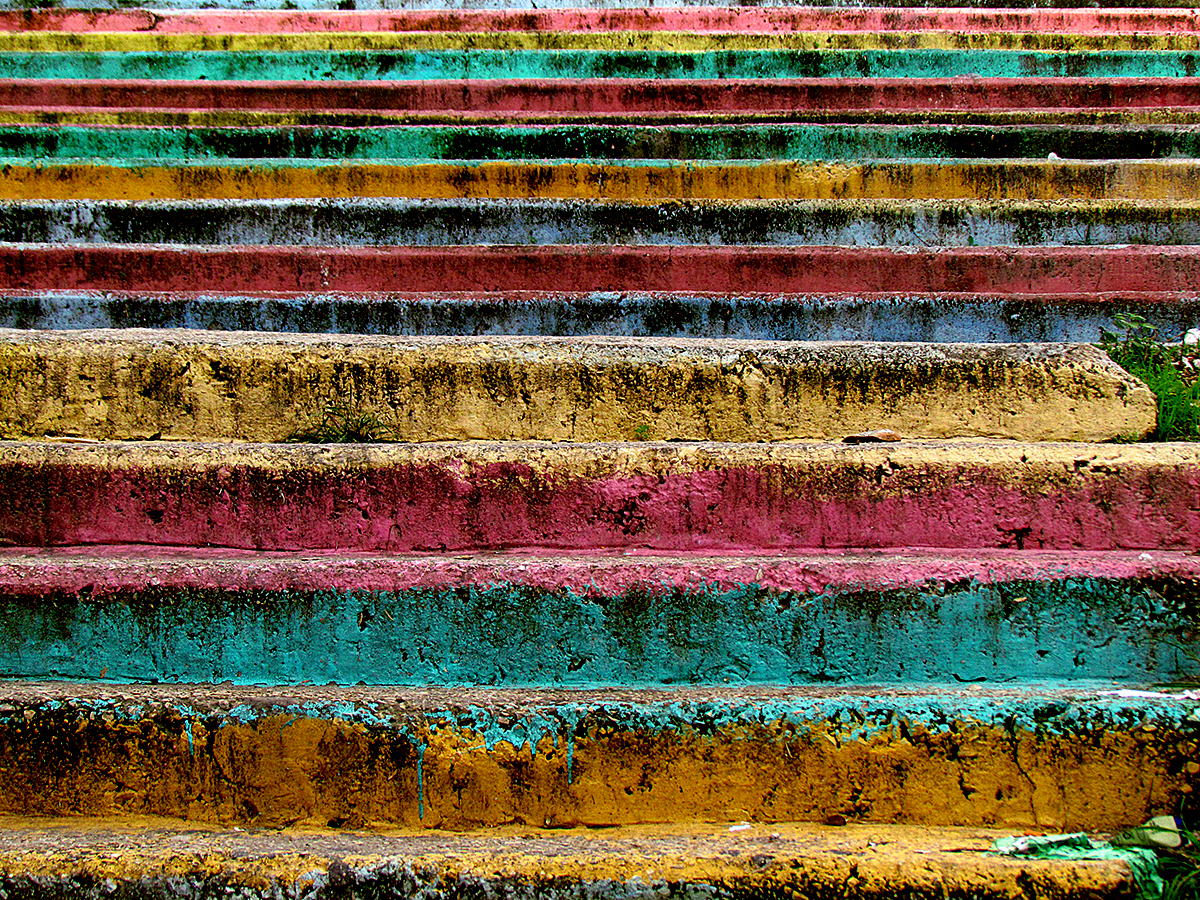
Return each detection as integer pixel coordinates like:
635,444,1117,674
991,833,1163,900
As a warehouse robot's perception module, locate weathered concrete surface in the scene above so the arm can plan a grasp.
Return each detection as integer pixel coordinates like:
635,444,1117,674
4,160,1198,201
10,199,1200,247
16,31,1200,52
0,331,1153,442
7,245,1200,294
7,50,1200,82
3,77,1195,115
0,441,1195,551
7,124,1200,162
0,683,1195,829
13,8,1200,34
0,548,1194,684
12,108,1200,128
0,819,1155,900
4,289,1197,343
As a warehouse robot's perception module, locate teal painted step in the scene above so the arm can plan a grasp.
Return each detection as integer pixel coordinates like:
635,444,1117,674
3,566,1195,686
6,124,1200,161
7,50,1200,80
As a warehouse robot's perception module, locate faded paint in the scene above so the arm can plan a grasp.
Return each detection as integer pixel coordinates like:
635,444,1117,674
5,124,1200,161
6,245,1200,294
0,820,1156,900
1,160,1197,201
14,8,1200,35
2,78,1196,115
4,289,1198,343
0,820,1152,900
0,441,1195,551
11,110,1200,128
14,31,1200,52
0,570,1194,684
0,684,1194,830
0,332,1155,442
8,198,1200,247
6,50,1200,82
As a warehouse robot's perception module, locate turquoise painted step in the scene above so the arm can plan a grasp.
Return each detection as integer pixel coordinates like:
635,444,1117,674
6,50,1200,80
5,124,1200,161
2,566,1194,685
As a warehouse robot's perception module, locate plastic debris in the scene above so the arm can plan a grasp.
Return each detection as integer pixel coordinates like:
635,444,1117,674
1112,816,1185,850
990,833,1163,900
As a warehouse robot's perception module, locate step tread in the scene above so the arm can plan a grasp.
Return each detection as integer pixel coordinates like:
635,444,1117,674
0,546,1195,593
0,818,1145,900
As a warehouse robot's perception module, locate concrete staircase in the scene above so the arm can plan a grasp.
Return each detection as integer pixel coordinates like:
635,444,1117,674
0,3,1196,899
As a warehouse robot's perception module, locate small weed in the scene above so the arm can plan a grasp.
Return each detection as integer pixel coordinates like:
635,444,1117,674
633,423,651,441
286,401,396,443
1160,821,1200,900
1100,314,1200,441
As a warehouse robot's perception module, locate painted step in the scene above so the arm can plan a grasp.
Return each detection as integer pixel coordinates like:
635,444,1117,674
17,31,1200,52
4,289,1199,343
5,159,1197,201
11,7,1200,34
3,78,1194,116
0,821,1165,900
12,124,1200,161
0,441,1195,551
7,245,1200,295
0,548,1195,685
9,199,1200,247
0,331,1153,442
10,50,1200,82
16,108,1200,127
0,683,1195,830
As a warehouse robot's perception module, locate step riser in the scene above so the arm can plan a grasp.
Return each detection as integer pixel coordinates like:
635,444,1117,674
13,125,1200,161
6,246,1200,294
0,689,1193,830
10,51,1200,81
0,333,1150,442
16,109,1200,126
3,79,1198,113
18,33,1200,52
10,200,1200,247
6,291,1198,342
2,570,1194,685
0,443,1194,552
5,161,1197,201
15,9,1200,34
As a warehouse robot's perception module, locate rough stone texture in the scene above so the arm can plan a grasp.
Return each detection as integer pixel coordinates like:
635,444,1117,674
7,7,1200,33
0,440,1194,551
9,198,1200,247
0,332,1156,442
0,548,1194,684
2,290,1199,344
14,31,1200,51
3,78,1196,115
2,160,1199,201
0,684,1194,830
7,245,1200,295
0,820,1149,900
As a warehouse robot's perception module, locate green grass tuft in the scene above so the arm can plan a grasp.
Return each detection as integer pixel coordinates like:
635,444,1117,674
286,401,397,443
1100,314,1200,442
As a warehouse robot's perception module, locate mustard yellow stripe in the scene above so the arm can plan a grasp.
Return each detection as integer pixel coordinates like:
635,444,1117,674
0,161,1197,201
2,30,1198,52
5,109,1200,127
